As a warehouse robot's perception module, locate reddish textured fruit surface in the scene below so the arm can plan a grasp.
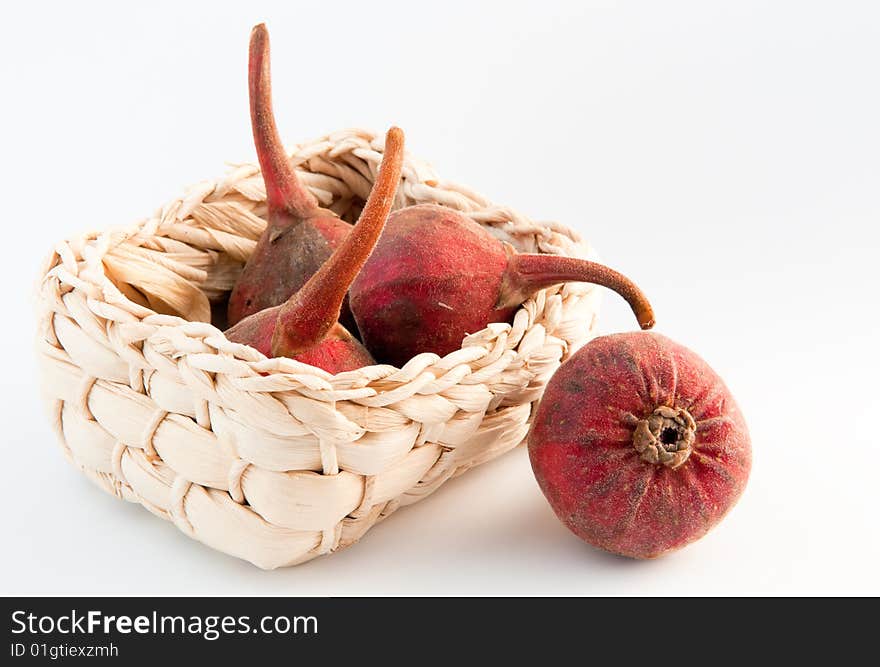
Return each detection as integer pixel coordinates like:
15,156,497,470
225,314,374,372
528,332,751,559
225,127,405,374
529,332,751,558
349,204,654,367
227,23,353,328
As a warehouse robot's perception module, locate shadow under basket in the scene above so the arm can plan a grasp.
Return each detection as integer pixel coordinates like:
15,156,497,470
35,128,602,569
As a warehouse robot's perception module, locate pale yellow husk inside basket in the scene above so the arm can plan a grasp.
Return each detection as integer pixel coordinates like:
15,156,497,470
35,128,602,569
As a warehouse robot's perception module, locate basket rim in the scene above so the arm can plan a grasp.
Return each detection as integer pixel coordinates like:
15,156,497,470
37,127,600,392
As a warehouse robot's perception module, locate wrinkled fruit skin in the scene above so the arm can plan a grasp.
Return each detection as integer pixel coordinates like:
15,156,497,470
528,332,751,559
224,304,373,374
350,204,512,367
227,212,353,328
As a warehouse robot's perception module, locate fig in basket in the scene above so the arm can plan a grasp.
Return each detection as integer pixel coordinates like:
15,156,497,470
528,332,751,559
227,23,357,329
349,204,655,367
225,126,405,373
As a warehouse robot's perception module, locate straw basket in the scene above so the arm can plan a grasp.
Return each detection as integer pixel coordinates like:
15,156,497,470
35,128,602,569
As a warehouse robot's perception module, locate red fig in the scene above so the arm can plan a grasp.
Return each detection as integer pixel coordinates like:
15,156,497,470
225,127,405,373
227,23,354,328
349,204,655,366
528,332,751,559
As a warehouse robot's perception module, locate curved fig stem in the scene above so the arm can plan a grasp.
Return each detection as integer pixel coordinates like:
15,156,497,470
500,254,655,329
249,23,319,219
271,127,405,356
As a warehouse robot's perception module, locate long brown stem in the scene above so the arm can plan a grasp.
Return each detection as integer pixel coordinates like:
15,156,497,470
249,23,318,219
271,127,405,356
501,254,655,329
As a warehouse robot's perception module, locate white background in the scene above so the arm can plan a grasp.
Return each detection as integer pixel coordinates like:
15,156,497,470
2,1,878,595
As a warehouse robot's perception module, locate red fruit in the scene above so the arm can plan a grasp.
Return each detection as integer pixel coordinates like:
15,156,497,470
225,127,405,373
227,24,354,328
528,332,751,559
349,204,655,367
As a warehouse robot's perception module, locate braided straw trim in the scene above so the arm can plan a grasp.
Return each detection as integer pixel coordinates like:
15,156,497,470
36,128,602,569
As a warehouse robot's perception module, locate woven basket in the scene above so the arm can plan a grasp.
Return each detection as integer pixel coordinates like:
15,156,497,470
35,128,602,569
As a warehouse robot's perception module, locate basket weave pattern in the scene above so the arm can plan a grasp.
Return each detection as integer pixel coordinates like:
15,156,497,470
36,129,601,569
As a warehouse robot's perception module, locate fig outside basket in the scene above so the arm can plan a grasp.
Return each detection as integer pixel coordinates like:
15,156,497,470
35,128,602,569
